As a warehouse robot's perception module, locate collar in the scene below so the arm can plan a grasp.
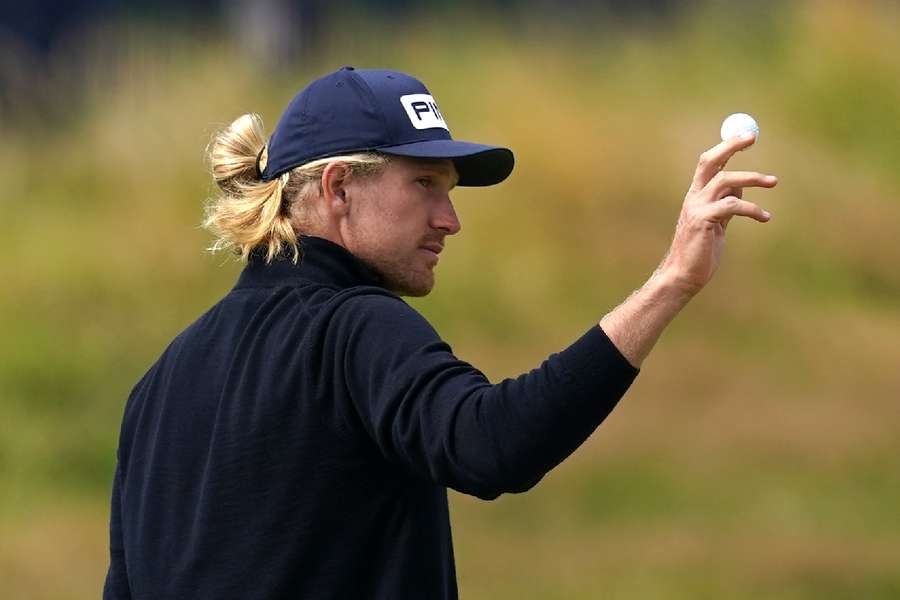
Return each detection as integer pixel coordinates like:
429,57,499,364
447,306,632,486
233,236,384,291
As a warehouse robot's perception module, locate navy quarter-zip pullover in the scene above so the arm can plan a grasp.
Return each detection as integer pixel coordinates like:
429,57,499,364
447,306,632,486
104,236,639,599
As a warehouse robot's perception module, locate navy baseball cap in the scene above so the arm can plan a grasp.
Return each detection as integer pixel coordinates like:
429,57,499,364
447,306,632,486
259,66,514,187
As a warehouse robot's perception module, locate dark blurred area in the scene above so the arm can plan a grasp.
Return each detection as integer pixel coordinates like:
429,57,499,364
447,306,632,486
0,0,682,126
1,0,680,53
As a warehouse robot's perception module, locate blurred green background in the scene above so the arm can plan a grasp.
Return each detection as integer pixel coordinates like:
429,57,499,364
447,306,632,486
1,1,899,598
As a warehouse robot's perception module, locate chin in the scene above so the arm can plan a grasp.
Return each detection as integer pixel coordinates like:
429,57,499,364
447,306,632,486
391,278,434,297
358,253,435,297
398,286,432,298
385,271,435,297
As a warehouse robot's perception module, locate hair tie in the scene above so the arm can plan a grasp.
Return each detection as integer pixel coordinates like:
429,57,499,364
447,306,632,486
255,145,269,180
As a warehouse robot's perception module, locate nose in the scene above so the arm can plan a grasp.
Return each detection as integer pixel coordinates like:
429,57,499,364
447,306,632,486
432,195,462,236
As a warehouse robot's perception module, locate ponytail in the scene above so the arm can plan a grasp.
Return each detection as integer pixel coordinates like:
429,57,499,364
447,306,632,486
204,113,298,263
204,113,390,264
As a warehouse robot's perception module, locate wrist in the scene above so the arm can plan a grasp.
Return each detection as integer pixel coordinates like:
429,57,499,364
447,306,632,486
647,266,699,307
598,268,694,369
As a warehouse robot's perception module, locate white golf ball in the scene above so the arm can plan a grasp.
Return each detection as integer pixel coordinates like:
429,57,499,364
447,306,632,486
720,113,760,142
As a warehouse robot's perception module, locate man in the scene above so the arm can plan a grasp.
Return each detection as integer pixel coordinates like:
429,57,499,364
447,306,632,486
104,66,777,598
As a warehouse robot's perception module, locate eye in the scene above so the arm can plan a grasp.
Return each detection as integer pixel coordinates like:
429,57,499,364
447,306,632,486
416,177,432,189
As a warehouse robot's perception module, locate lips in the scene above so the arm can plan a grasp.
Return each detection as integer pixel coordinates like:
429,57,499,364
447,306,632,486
420,242,443,255
419,242,443,265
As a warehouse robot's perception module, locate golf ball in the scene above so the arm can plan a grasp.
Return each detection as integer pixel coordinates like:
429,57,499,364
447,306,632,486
720,113,760,142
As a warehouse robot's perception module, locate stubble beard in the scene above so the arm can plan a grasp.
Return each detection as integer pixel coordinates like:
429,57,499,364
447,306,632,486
360,251,435,297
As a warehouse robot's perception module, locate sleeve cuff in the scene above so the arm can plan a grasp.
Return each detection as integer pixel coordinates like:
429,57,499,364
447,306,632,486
555,324,640,399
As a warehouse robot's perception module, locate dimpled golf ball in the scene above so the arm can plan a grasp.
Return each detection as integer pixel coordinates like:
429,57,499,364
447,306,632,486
720,112,760,142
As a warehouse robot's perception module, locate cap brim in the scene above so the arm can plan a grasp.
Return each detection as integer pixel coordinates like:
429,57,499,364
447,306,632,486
377,139,514,187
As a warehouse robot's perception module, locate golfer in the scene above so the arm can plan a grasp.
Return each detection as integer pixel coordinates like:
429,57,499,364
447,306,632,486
103,66,777,599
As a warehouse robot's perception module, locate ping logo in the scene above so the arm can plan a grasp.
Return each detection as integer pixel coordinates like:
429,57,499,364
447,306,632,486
400,94,448,130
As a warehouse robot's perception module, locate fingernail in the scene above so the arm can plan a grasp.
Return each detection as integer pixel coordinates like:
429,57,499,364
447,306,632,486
763,210,772,219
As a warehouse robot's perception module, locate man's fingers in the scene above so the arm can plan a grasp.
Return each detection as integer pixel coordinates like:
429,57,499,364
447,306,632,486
707,171,777,199
706,197,771,223
690,133,757,191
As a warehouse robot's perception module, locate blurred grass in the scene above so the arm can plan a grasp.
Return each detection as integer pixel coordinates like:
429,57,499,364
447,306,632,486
1,1,899,598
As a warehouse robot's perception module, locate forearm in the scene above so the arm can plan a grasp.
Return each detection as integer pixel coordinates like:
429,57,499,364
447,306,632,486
599,268,695,369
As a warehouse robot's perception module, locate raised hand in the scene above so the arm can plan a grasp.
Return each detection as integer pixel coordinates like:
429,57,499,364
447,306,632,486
659,133,778,296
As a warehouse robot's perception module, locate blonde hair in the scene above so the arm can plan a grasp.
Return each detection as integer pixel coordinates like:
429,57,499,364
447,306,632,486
204,113,389,264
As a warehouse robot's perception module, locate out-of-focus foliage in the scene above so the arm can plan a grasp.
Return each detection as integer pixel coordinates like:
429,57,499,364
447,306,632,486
1,2,898,598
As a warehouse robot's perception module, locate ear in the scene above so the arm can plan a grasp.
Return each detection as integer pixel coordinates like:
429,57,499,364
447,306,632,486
321,161,352,217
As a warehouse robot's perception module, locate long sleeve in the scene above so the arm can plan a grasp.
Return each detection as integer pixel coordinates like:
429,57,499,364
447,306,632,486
103,458,132,599
334,294,639,500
